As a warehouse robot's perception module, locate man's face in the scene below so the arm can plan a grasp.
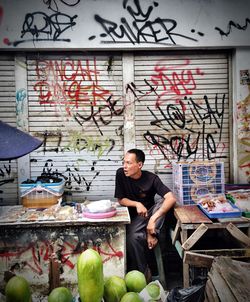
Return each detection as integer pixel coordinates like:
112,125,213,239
123,152,143,179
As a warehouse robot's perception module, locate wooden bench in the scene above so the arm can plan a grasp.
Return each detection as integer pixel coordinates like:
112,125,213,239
170,205,250,287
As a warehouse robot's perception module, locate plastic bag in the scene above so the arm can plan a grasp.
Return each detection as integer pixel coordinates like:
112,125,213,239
166,283,205,302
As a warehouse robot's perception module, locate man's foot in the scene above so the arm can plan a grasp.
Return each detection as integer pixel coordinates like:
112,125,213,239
147,233,158,249
145,266,152,283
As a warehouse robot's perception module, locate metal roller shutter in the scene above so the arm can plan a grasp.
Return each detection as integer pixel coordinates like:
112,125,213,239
0,54,18,205
27,53,124,201
134,51,231,188
0,51,232,205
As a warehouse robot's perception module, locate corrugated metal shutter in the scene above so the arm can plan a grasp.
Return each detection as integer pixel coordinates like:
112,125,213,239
0,54,18,205
27,53,124,201
134,51,231,188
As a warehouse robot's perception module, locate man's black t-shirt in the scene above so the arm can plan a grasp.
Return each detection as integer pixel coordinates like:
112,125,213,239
114,167,170,218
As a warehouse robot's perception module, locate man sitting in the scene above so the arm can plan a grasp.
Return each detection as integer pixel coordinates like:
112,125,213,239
115,148,176,278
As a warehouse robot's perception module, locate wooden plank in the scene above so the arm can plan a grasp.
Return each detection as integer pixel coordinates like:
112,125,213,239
205,278,220,302
183,263,190,288
184,251,214,268
174,205,212,224
49,257,60,292
226,223,250,247
208,267,237,302
217,216,250,224
191,248,250,259
214,257,250,302
171,220,181,245
173,239,183,258
182,223,209,250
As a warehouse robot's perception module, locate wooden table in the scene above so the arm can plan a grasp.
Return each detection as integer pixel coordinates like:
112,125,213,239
0,204,130,299
170,205,250,287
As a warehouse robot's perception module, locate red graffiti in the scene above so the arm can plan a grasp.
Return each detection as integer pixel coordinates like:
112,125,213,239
3,37,11,45
33,58,112,115
0,239,123,275
150,59,204,107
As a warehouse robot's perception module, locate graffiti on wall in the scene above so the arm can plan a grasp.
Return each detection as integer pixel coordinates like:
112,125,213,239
34,58,124,136
37,159,101,192
0,163,14,186
90,0,203,45
215,17,250,37
125,59,227,162
32,56,227,165
0,226,123,278
0,163,14,203
1,56,229,197
16,88,28,128
0,0,250,47
40,129,115,157
3,0,79,46
43,0,81,13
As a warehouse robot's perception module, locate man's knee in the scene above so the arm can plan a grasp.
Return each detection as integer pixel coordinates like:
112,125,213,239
127,231,146,246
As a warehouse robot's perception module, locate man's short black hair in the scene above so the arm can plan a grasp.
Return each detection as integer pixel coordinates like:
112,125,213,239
127,149,145,163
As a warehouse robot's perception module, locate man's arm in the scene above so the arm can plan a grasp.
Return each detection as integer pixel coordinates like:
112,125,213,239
146,191,176,236
118,198,148,217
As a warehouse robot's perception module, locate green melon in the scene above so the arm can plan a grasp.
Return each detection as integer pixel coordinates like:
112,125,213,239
124,270,147,293
5,275,32,302
104,275,127,302
77,248,104,302
120,292,142,302
48,287,73,302
146,282,161,300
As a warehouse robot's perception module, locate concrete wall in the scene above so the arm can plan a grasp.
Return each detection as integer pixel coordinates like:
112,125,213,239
0,0,249,49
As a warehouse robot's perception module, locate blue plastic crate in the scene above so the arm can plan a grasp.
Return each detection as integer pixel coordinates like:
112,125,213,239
174,183,225,205
173,162,225,186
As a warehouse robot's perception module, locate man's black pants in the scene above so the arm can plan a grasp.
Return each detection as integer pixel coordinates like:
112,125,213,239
126,201,164,275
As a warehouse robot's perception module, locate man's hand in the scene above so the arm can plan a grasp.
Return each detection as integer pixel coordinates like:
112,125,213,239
146,218,156,236
147,234,158,249
146,218,158,249
136,202,148,217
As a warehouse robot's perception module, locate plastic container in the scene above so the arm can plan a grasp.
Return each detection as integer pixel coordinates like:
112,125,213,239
21,191,60,208
197,196,242,219
20,179,64,208
174,183,224,205
173,161,225,186
173,161,225,205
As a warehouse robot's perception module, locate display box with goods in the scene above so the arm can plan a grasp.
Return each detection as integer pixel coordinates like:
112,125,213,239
197,193,242,219
172,161,225,205
20,177,64,208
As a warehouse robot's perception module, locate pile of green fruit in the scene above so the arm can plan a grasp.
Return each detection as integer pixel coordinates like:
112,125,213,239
4,248,161,302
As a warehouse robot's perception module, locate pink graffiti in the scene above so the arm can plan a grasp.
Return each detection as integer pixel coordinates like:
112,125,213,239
150,59,204,107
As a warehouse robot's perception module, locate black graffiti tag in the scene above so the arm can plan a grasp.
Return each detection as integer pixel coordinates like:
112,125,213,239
74,95,124,136
13,12,77,46
126,79,159,102
0,163,14,187
41,159,100,192
90,0,199,44
215,18,250,37
145,94,227,161
43,0,80,12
